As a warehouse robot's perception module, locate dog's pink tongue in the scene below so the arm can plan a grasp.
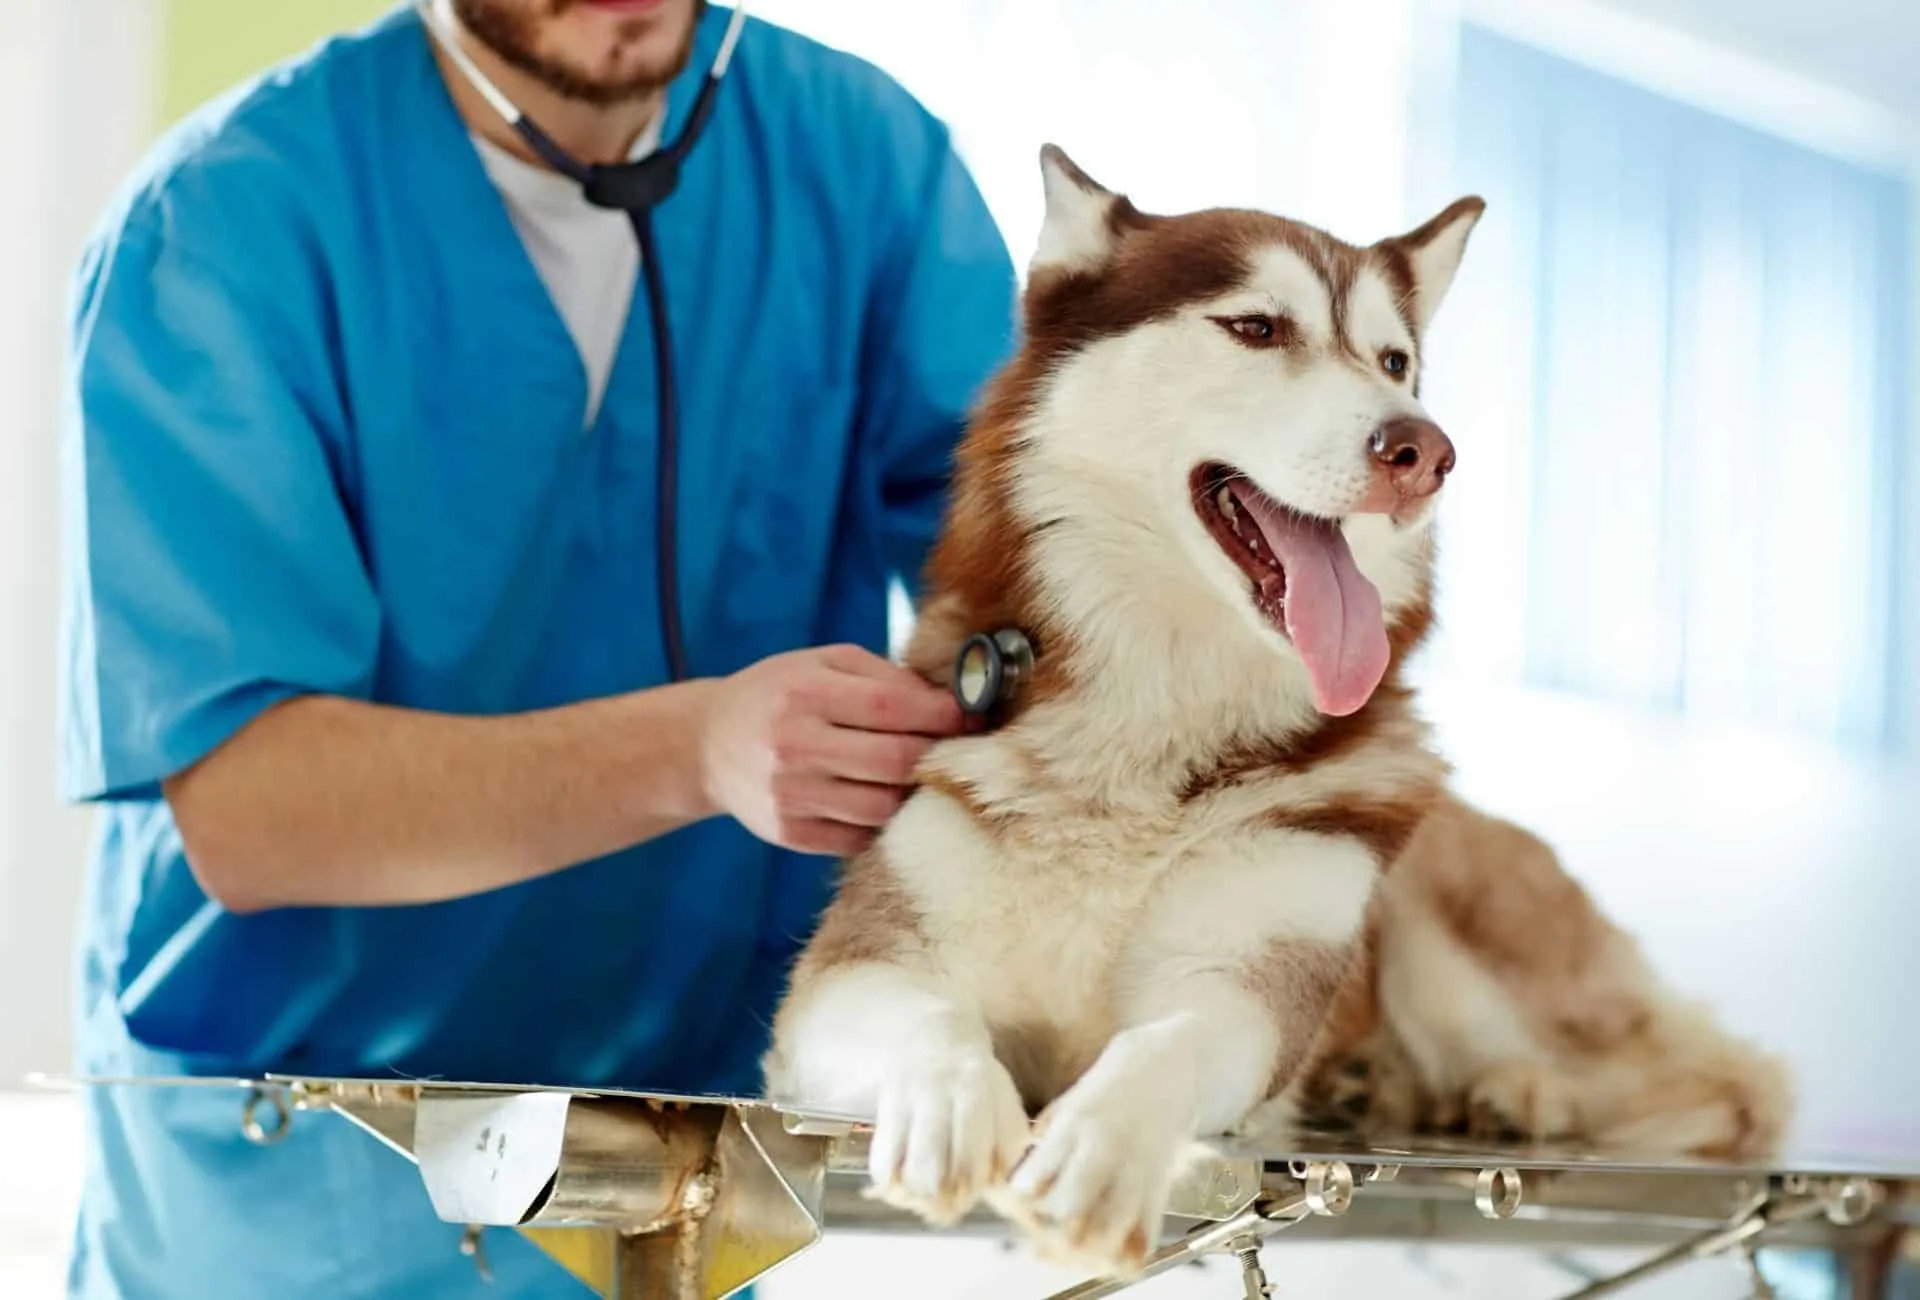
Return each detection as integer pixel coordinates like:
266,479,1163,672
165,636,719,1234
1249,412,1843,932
1236,492,1391,716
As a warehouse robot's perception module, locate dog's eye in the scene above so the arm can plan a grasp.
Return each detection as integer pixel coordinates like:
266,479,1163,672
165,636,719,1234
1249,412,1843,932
1211,314,1286,347
1381,349,1411,378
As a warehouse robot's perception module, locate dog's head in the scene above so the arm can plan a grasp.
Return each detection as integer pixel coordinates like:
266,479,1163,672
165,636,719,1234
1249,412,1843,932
995,145,1483,719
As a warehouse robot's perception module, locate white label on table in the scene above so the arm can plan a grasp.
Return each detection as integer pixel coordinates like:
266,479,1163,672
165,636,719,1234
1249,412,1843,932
412,1091,573,1226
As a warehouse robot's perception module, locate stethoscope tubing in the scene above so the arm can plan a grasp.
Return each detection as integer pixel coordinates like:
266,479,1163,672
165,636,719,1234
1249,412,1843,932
415,0,751,684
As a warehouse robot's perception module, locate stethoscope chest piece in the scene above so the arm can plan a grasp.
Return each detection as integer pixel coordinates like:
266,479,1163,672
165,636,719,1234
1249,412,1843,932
953,628,1036,717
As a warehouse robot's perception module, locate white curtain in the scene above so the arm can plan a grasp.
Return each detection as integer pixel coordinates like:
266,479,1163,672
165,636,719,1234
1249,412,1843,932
1415,24,1915,757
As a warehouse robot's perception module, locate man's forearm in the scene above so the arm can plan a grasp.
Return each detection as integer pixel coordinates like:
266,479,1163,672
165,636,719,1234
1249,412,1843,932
163,682,721,913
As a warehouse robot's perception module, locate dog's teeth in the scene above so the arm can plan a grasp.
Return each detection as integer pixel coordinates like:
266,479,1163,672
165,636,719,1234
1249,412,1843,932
1216,486,1236,518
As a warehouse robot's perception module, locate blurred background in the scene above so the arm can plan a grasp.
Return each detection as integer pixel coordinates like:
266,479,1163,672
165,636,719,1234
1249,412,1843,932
1,0,1915,1295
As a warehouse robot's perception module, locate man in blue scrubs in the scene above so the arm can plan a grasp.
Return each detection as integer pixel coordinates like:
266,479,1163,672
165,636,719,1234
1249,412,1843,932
56,0,1017,1294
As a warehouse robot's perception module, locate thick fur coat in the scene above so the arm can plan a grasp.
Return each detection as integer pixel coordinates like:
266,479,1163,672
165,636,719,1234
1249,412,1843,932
763,145,1791,1278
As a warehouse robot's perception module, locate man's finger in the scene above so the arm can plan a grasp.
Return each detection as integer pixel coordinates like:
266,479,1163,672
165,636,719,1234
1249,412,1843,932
782,773,907,829
782,817,877,860
816,671,964,737
801,719,933,787
820,644,959,703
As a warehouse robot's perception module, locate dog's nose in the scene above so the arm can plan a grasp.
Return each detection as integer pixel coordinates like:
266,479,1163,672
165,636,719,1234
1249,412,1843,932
1368,417,1455,501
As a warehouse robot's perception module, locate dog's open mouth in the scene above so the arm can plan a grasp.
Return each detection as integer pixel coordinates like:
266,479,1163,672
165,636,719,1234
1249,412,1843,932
1189,462,1391,717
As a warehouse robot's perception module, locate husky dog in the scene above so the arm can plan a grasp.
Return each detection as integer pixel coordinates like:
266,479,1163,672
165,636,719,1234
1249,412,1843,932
763,145,1790,1277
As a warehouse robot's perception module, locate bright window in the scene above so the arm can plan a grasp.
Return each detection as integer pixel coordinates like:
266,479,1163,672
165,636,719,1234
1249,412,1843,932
1420,23,1915,756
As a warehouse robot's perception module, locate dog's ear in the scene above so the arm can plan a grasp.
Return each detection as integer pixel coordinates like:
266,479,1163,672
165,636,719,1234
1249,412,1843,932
1031,143,1127,277
1381,196,1486,332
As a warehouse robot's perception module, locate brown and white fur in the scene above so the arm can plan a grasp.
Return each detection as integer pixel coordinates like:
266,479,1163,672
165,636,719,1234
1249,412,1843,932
1289,793,1794,1162
762,146,1790,1277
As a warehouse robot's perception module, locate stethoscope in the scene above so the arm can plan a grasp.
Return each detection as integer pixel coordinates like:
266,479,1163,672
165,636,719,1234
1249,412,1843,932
952,627,1035,719
416,0,750,684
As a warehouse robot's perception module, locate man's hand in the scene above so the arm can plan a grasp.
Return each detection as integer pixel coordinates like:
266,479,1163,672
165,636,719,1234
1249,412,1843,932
700,643,964,857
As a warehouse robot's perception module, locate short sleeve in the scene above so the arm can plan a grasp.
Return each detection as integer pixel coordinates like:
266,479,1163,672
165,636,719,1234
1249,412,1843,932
856,120,1018,598
59,214,382,803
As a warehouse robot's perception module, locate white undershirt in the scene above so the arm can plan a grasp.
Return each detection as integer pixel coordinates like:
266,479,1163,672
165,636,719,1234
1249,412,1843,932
469,114,664,427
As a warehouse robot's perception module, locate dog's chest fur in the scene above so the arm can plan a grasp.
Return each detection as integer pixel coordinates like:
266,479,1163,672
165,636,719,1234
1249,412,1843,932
877,701,1433,1110
881,773,1228,1105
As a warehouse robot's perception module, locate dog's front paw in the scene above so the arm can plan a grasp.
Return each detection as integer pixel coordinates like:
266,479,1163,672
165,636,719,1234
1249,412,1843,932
991,1082,1188,1277
865,1044,1030,1227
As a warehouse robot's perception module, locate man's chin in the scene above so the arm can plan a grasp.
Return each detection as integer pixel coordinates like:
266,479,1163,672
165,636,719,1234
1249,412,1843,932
452,0,703,107
534,64,678,107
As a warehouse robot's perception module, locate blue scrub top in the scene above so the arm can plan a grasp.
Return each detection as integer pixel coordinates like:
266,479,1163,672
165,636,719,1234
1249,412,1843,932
57,5,1017,1296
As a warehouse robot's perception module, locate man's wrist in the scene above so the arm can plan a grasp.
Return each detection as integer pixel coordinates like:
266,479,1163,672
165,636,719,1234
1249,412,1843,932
613,676,726,828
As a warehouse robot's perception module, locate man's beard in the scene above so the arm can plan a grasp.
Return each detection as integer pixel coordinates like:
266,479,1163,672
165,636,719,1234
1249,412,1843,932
451,0,707,107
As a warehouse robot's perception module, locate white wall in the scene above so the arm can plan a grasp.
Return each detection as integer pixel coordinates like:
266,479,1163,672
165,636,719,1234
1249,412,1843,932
750,0,1461,266
0,0,161,1085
